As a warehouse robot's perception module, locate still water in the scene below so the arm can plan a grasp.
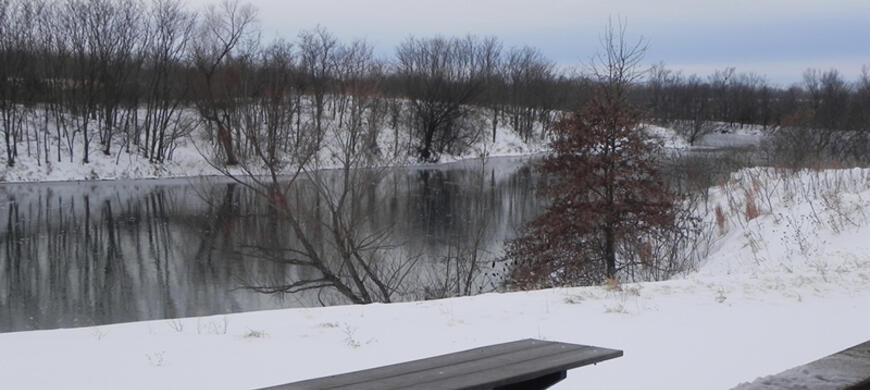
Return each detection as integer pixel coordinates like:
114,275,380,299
0,157,543,333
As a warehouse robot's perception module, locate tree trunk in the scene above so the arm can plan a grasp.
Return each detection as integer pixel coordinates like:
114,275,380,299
492,106,498,143
217,123,238,165
604,225,616,279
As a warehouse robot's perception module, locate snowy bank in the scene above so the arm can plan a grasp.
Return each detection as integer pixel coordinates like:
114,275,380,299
0,112,548,184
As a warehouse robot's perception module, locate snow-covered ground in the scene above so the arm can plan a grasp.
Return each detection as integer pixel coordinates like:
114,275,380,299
643,123,691,149
1,166,867,389
0,110,549,184
643,121,770,150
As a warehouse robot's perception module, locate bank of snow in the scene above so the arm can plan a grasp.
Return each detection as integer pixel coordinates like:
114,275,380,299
0,114,548,183
1,167,869,389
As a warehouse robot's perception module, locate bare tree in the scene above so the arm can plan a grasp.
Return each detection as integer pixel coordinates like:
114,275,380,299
59,0,106,164
775,69,851,166
396,35,490,162
191,34,413,304
849,66,870,164
731,72,764,126
675,75,715,146
139,0,196,163
191,0,258,166
504,45,555,142
332,39,385,158
236,161,417,304
588,17,648,103
1,0,50,167
93,0,144,157
232,39,307,181
646,62,678,124
38,0,78,163
297,26,337,150
0,0,23,166
852,66,870,130
709,67,735,125
805,69,851,132
475,37,503,144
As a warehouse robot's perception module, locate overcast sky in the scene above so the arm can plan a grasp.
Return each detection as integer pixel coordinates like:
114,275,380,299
188,0,870,86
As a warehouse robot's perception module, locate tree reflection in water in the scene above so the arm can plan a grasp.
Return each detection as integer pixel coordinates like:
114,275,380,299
0,157,542,332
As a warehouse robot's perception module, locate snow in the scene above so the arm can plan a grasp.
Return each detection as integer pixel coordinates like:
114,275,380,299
696,122,770,149
0,269,866,389
0,109,550,184
642,121,770,149
1,166,869,389
643,123,690,149
699,168,870,277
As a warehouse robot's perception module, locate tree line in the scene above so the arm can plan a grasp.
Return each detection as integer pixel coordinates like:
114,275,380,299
643,65,870,150
2,0,869,169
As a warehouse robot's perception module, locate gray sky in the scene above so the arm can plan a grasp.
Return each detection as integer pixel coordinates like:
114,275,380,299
189,0,870,86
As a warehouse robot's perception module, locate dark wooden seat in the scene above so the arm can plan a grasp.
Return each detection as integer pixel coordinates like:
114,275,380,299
736,340,870,390
262,338,622,390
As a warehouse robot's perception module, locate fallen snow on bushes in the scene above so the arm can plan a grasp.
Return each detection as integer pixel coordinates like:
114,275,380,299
1,167,869,389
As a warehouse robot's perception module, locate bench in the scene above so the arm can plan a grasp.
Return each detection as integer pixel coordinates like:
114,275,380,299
735,340,870,390
262,338,622,390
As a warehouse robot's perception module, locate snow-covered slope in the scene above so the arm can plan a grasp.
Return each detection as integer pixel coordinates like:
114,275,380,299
1,167,868,389
700,168,870,278
0,109,549,183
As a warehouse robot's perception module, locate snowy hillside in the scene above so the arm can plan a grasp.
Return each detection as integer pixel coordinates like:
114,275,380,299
0,107,549,184
1,166,867,389
700,168,870,279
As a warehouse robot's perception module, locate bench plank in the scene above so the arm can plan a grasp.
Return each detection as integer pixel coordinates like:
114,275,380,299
735,340,870,390
415,346,621,390
264,339,622,390
268,340,543,389
323,342,601,390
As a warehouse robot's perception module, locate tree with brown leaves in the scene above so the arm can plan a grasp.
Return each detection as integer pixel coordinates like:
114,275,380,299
506,19,677,288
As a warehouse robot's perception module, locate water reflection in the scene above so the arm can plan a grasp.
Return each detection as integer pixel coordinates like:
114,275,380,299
0,157,543,332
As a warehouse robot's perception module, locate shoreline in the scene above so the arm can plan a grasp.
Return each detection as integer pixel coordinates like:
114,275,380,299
0,151,547,186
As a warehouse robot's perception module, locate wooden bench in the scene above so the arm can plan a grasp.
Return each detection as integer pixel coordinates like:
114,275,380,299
262,338,622,390
735,340,870,390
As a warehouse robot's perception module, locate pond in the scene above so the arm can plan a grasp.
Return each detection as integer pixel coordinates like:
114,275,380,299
0,156,544,333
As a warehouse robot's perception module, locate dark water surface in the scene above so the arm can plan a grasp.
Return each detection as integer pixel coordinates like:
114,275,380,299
0,157,543,333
